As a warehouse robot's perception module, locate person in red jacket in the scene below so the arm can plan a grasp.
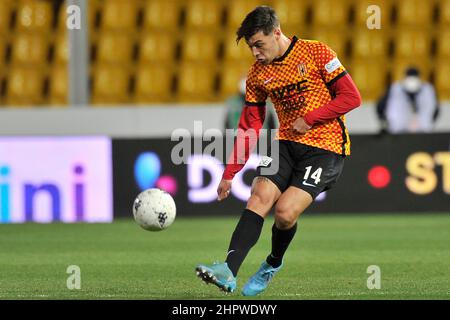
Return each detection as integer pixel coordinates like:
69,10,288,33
196,6,362,296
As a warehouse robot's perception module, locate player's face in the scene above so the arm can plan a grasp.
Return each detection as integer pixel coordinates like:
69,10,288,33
247,30,280,65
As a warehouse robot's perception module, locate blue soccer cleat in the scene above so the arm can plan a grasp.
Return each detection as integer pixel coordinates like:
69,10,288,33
195,262,237,293
241,261,283,296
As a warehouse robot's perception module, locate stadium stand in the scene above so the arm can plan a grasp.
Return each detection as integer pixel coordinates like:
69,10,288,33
227,0,272,30
440,0,450,26
16,0,53,33
185,0,224,30
272,0,309,35
219,61,249,99
138,33,177,64
0,1,14,35
134,63,174,103
181,30,220,63
223,30,254,65
348,59,387,101
91,63,131,104
142,0,182,32
311,0,350,28
0,0,448,105
100,0,139,32
177,62,217,102
353,0,393,29
6,66,45,106
49,63,67,105
96,32,135,64
394,28,432,59
396,0,435,27
436,28,450,57
352,30,390,59
309,28,348,59
11,32,50,65
435,59,450,100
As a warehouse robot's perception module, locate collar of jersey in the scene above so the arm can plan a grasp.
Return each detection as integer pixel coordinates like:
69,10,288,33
272,36,298,64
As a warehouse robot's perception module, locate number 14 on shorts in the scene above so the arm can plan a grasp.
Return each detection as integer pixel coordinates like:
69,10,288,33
303,166,322,185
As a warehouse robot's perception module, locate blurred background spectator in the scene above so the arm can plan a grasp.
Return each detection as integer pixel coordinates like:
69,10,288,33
376,66,440,134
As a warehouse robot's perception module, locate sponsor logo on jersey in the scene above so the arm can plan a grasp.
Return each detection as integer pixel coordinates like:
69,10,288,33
325,57,342,73
271,80,309,100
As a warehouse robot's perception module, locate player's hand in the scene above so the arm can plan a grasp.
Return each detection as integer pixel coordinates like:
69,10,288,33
217,179,232,201
292,117,312,134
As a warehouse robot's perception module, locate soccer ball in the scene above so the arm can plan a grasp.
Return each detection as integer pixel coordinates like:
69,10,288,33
132,188,176,231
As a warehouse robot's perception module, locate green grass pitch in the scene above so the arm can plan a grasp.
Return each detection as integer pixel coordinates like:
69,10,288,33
0,213,449,300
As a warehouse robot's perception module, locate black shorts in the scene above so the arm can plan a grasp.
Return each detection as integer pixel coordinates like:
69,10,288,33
256,140,345,199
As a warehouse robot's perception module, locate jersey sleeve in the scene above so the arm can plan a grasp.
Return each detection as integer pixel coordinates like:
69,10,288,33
303,73,362,126
309,41,347,85
222,105,266,180
245,64,268,106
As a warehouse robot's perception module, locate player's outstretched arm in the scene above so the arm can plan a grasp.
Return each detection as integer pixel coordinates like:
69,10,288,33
219,105,266,201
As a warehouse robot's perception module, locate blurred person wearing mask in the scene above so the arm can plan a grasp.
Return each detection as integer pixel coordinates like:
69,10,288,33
377,67,440,134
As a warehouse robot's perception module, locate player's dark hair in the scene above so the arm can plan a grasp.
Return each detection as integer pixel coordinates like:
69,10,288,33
236,6,280,43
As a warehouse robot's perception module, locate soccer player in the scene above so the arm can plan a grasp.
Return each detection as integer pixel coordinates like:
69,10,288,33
196,6,361,296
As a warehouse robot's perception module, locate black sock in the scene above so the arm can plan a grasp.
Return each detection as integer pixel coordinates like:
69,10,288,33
225,209,264,277
266,223,298,268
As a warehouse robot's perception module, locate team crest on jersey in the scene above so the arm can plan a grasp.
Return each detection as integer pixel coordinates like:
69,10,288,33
298,63,308,77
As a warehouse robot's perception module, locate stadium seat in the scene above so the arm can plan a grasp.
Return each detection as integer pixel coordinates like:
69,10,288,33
134,64,174,103
391,59,431,82
219,62,250,99
0,74,3,104
394,29,431,59
177,63,217,102
223,30,254,64
96,32,135,64
309,28,348,59
353,0,392,29
272,0,308,30
352,30,389,59
0,38,6,69
16,0,53,33
311,0,350,28
227,0,272,29
440,0,450,26
54,31,68,64
181,31,219,63
49,64,68,105
436,28,450,58
11,33,49,65
185,0,223,30
92,64,131,104
142,0,182,31
0,0,14,35
5,66,45,106
435,60,450,100
396,0,434,27
138,33,177,64
100,0,139,31
347,59,387,101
